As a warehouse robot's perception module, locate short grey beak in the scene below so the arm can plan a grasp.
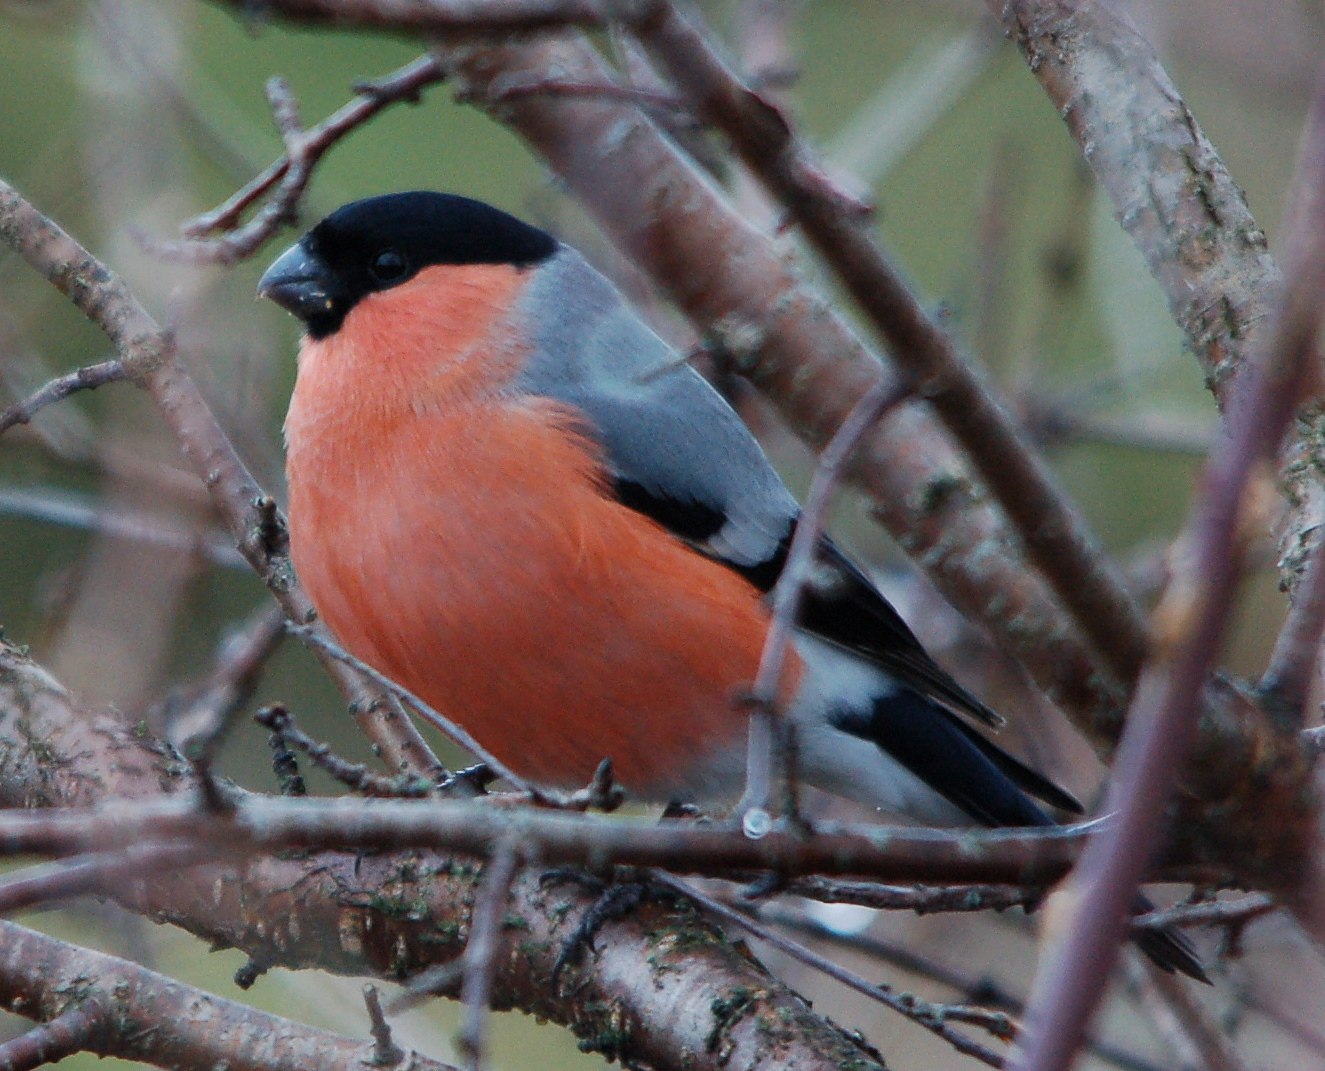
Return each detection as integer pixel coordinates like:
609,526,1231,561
258,242,334,322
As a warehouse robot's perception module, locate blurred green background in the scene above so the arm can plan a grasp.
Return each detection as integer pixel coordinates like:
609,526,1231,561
1,1,1321,1068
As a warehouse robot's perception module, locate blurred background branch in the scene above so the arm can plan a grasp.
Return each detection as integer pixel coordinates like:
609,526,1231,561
3,1,1325,1069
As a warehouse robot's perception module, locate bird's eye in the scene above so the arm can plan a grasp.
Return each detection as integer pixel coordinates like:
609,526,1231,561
369,249,409,285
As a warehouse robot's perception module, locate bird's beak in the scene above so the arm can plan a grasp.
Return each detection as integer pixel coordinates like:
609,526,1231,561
258,242,335,322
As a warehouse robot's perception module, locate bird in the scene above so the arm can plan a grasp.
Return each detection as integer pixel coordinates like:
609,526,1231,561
258,190,1205,980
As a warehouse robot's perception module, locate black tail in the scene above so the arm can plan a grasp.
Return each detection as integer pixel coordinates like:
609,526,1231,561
1133,895,1210,982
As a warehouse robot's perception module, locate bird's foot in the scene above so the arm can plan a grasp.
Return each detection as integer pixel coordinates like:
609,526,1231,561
540,867,677,984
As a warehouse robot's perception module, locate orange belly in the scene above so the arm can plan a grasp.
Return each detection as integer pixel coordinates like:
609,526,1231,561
286,395,794,798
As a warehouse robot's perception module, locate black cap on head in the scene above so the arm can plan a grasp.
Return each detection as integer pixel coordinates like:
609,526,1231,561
258,191,558,338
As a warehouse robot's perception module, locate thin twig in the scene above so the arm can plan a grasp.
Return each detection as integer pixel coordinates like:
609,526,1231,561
0,794,1102,888
486,77,685,112
0,917,456,1071
457,839,522,1071
1125,957,1253,1071
827,26,999,188
762,905,1168,1071
657,874,1009,1066
254,704,433,798
362,985,404,1067
1261,528,1325,726
635,0,1152,692
0,486,245,569
986,0,1278,403
160,56,445,263
785,877,1041,915
155,604,287,756
742,378,912,822
1135,893,1275,934
0,358,127,436
286,622,531,793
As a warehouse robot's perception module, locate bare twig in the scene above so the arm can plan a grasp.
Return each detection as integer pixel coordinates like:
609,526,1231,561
0,486,245,569
286,622,530,792
1011,60,1325,1071
254,704,433,798
485,77,685,112
1125,958,1253,1071
827,27,999,188
362,985,404,1067
986,0,1278,401
0,843,204,915
762,905,1169,1071
154,56,446,264
233,0,630,34
1135,893,1275,934
785,877,1041,915
742,378,912,823
0,792,1106,887
457,839,522,1071
660,874,1009,1067
155,603,287,755
1261,528,1325,727
0,358,127,436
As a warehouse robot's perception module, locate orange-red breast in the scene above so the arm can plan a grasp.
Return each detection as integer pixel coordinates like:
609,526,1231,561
259,191,1203,979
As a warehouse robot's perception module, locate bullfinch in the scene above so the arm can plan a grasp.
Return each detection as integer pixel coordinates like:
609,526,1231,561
259,191,1204,980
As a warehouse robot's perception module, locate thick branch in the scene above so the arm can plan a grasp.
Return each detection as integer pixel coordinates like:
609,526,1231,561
987,0,1278,400
0,918,457,1071
0,639,893,1071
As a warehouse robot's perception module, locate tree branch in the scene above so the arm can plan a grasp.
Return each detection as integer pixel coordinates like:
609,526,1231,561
632,0,1151,693
1011,57,1325,1071
0,638,897,1071
0,917,457,1071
